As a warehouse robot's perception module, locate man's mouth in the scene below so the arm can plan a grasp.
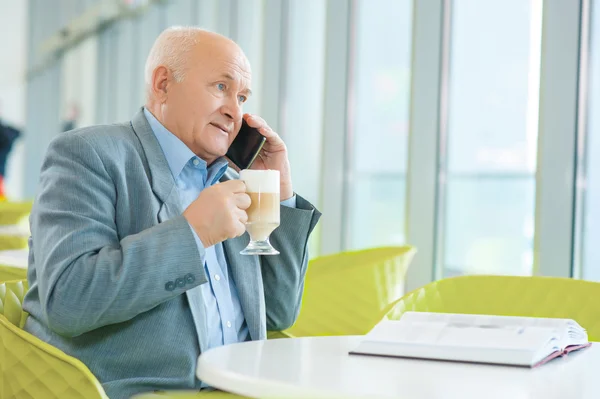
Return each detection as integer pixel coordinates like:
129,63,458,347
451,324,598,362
210,122,229,134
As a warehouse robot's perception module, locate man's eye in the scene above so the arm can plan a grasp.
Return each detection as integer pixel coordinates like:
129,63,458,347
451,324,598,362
238,95,247,103
217,83,226,91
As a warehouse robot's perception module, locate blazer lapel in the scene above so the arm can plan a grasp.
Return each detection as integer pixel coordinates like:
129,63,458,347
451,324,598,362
223,235,266,341
130,108,180,220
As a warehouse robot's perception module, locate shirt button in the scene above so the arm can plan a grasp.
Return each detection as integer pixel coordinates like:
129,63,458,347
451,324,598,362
226,321,232,328
193,158,200,166
214,274,221,281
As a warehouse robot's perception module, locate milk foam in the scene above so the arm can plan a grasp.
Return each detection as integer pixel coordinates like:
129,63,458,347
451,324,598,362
239,169,280,193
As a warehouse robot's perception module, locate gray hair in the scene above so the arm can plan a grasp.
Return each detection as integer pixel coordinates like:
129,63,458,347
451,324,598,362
144,26,204,94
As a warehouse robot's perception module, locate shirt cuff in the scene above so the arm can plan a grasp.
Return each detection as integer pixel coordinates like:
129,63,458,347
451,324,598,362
280,194,297,208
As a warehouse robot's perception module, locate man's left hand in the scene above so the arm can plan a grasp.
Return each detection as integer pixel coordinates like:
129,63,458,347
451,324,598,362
243,113,293,201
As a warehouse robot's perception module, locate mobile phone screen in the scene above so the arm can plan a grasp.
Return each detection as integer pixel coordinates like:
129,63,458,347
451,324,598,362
226,119,266,170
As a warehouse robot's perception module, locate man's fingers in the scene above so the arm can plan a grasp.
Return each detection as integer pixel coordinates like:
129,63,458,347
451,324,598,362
243,113,266,129
234,193,251,210
222,179,247,193
244,114,281,141
234,219,247,237
238,209,248,224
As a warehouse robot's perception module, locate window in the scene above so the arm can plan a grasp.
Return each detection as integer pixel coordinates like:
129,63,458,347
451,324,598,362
439,0,543,276
345,0,413,250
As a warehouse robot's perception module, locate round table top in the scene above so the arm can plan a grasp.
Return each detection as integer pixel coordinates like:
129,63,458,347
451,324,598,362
197,336,599,399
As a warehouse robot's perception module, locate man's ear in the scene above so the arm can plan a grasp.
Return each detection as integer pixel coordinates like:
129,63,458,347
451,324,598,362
151,66,170,101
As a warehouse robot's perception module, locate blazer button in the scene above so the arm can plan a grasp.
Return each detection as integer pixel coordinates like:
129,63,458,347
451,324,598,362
185,273,195,284
165,281,175,291
175,277,185,288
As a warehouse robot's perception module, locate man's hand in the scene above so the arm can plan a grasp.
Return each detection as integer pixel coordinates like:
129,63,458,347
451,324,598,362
243,114,293,201
183,180,250,248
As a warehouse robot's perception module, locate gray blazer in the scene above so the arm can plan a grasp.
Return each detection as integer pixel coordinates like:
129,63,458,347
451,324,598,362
22,109,321,399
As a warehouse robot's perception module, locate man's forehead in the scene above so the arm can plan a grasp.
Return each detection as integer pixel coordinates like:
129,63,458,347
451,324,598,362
189,40,251,84
214,59,252,86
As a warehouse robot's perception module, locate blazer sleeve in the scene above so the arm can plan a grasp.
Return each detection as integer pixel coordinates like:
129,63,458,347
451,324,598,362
260,194,321,331
30,133,208,337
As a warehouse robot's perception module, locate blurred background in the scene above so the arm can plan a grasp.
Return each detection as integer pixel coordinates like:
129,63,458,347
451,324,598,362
1,0,599,290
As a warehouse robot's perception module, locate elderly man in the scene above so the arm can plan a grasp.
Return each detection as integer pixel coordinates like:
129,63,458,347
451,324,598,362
23,27,321,399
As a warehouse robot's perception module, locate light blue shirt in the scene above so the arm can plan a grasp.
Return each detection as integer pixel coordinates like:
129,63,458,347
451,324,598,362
143,109,295,375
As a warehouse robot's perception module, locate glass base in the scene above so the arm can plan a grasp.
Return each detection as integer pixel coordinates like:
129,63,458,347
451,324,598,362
240,239,280,255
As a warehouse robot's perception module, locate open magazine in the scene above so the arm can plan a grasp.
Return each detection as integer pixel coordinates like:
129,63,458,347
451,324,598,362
350,312,591,367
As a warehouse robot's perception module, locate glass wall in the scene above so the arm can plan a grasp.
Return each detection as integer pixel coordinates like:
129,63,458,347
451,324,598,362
439,0,542,277
345,0,413,250
19,0,600,282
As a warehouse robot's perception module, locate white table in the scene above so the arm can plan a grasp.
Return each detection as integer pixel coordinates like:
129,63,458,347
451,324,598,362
197,336,599,399
0,249,28,268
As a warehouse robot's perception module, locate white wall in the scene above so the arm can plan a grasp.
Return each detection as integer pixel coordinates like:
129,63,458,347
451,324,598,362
0,0,27,199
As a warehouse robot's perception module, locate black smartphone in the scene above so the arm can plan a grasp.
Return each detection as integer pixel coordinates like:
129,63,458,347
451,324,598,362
226,119,266,170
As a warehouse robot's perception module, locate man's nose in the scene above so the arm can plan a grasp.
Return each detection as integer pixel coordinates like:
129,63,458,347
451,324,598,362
222,96,243,122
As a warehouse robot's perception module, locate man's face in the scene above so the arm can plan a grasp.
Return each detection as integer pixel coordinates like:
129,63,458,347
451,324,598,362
161,42,252,164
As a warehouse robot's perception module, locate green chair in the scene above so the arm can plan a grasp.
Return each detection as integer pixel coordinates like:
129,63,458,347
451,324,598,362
0,200,33,225
387,275,600,341
0,264,27,282
0,200,32,250
0,279,109,399
271,246,416,339
0,234,29,251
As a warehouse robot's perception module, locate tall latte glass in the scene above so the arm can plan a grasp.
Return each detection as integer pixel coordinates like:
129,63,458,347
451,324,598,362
239,169,280,255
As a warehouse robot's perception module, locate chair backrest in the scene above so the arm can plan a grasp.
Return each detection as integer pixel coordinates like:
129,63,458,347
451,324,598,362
0,264,27,283
387,275,600,341
0,234,29,251
0,200,33,225
282,246,416,338
0,280,108,399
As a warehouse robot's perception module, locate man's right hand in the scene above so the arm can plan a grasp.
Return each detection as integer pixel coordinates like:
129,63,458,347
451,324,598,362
183,180,250,248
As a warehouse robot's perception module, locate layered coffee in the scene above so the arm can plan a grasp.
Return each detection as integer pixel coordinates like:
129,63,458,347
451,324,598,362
239,169,280,242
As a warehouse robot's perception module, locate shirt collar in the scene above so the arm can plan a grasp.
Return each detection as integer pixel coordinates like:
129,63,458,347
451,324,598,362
143,107,228,184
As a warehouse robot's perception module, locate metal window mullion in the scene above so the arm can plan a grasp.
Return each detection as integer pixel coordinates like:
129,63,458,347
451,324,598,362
341,0,357,250
534,0,583,277
572,0,592,279
404,0,448,291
